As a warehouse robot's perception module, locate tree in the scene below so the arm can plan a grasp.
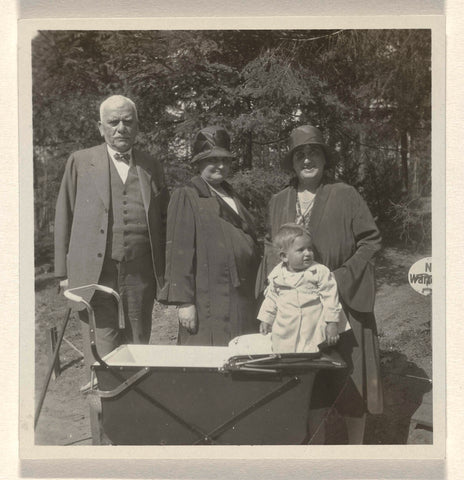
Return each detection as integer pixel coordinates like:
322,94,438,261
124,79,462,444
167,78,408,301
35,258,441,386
32,29,432,263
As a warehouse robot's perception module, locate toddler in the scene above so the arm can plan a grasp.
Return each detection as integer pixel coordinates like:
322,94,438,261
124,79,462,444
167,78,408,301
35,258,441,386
258,223,348,353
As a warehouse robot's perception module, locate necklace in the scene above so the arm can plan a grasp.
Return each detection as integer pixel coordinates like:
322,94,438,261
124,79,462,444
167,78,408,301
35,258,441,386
296,190,316,230
297,191,315,215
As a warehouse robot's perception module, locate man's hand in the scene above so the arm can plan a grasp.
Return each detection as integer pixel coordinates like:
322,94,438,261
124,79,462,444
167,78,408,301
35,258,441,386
177,304,198,334
325,322,340,346
259,321,272,335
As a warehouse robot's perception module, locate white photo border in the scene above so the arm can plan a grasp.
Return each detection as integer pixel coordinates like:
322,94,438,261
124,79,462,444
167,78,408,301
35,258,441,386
18,15,445,463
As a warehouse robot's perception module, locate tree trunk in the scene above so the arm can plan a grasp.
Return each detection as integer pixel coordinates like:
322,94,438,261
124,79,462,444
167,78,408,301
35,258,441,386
39,156,48,231
410,133,419,197
33,153,39,246
400,130,409,194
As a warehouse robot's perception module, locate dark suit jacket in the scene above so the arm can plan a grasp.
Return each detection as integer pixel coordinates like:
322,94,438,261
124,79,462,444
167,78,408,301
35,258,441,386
54,143,169,304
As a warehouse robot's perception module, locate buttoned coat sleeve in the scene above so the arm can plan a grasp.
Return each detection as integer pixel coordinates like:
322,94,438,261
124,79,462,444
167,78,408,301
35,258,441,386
329,186,381,312
158,187,196,305
316,264,342,324
257,277,278,326
143,151,170,292
53,145,116,300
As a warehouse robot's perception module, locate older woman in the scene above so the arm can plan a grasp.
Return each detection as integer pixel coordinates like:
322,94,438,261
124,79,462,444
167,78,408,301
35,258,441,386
258,125,383,444
159,126,260,345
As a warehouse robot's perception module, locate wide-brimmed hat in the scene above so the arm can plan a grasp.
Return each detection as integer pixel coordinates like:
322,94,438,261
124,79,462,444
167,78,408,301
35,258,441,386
281,125,332,172
191,126,235,164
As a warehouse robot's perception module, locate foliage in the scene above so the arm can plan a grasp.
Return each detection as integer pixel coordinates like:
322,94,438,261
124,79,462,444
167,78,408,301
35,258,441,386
229,168,290,238
388,196,432,250
31,29,432,264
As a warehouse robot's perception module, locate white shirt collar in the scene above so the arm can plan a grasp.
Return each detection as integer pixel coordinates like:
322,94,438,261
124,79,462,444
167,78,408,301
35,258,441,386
106,144,133,160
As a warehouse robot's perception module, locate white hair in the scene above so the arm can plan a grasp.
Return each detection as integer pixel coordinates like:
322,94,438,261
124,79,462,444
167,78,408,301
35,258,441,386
99,95,138,121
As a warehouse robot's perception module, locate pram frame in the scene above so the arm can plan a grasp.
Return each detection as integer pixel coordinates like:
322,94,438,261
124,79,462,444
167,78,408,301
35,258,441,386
64,285,346,445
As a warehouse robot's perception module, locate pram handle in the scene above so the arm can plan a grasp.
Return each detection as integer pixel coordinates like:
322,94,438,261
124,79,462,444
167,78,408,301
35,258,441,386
64,284,125,368
224,351,346,373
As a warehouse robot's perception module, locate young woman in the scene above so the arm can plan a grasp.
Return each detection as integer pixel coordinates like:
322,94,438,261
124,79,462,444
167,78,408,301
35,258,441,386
257,124,383,444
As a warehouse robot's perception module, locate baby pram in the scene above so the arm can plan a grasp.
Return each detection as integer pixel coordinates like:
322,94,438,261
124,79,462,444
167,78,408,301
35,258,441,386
64,285,346,445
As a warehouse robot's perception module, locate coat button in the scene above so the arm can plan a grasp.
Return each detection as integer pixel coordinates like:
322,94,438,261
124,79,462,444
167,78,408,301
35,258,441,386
97,253,102,257
100,229,104,234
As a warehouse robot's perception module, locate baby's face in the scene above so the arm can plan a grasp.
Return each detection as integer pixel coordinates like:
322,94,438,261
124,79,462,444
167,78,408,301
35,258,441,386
282,234,314,272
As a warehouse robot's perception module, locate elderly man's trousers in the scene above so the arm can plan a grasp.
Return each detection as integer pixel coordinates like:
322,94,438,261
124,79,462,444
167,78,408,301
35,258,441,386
77,253,155,378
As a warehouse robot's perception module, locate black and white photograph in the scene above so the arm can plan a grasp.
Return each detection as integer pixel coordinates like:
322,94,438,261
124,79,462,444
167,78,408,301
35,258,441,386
18,15,445,462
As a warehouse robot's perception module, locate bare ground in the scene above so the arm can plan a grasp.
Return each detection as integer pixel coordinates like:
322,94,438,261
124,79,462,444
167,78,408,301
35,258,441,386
33,246,432,446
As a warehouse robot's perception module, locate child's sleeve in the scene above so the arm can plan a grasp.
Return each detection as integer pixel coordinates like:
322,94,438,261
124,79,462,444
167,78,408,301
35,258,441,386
257,278,278,326
317,265,343,324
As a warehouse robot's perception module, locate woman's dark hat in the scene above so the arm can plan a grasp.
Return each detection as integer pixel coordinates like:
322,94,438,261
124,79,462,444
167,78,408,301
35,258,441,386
281,125,332,172
191,126,235,164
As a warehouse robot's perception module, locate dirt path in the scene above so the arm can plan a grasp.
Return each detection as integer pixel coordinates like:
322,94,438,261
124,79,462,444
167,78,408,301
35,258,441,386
34,246,432,446
367,248,432,444
34,294,178,446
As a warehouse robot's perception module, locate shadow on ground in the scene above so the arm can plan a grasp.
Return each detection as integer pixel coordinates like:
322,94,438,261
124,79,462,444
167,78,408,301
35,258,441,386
35,274,58,292
365,350,432,444
318,350,432,445
375,249,412,287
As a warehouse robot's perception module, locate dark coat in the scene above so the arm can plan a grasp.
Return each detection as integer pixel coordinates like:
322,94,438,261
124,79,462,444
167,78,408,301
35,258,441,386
257,181,383,414
54,143,169,306
159,176,260,346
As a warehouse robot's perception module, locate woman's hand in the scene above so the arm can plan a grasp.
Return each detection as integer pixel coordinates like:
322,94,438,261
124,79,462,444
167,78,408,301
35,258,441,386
177,304,198,334
325,322,340,346
259,321,272,335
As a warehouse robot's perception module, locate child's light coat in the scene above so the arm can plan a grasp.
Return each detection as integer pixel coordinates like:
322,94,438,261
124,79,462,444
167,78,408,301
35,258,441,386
258,261,349,353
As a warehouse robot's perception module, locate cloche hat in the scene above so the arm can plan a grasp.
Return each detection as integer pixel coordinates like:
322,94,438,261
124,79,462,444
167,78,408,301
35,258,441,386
191,126,235,164
281,125,332,172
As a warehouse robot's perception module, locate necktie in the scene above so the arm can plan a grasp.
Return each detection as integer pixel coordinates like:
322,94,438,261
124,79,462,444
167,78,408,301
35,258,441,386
114,152,134,167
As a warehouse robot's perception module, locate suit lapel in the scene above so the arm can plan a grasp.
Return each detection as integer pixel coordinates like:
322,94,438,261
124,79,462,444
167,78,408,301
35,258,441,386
134,149,154,213
89,144,110,210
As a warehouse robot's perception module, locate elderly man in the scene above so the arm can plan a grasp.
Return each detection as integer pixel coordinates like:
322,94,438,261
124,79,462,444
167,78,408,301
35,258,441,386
54,95,169,388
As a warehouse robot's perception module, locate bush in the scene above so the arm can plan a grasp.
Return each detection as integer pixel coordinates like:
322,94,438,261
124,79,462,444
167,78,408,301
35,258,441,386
35,231,54,267
229,167,290,238
163,161,194,191
387,196,431,251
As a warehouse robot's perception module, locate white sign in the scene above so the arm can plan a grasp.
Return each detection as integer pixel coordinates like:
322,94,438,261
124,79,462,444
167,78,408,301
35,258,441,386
408,257,432,296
